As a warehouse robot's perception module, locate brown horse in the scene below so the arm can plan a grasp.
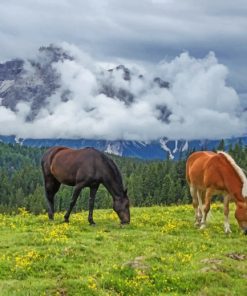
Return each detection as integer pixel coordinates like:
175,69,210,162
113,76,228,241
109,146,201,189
41,147,130,225
186,151,247,234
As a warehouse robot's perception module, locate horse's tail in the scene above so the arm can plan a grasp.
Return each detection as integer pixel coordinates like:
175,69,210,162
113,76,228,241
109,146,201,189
185,158,191,185
186,168,189,184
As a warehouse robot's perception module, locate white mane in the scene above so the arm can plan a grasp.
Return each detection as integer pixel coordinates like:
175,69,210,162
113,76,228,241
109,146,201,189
217,151,247,198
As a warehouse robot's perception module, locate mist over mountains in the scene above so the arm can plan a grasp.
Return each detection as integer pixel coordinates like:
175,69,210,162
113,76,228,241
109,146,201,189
0,43,245,142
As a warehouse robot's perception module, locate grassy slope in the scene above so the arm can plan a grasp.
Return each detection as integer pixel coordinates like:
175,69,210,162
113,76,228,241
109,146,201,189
0,204,246,296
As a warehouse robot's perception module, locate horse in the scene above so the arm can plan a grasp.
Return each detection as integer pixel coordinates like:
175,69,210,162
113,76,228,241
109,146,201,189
186,151,247,234
41,146,130,225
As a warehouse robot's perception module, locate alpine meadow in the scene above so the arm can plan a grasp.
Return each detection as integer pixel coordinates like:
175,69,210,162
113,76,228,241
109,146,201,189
0,142,247,295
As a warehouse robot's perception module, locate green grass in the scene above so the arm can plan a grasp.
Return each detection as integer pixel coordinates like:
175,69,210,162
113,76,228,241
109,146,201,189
0,204,246,295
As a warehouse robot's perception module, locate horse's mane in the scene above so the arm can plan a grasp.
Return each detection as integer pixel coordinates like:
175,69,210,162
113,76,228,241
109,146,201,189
101,153,124,191
217,151,247,198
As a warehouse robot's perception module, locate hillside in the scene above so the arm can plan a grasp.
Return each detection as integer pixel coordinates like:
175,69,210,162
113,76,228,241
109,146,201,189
0,205,246,295
0,141,190,213
1,140,247,214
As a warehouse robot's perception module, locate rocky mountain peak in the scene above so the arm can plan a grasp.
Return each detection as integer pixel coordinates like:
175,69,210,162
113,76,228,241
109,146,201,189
0,59,24,81
38,44,74,64
0,44,171,122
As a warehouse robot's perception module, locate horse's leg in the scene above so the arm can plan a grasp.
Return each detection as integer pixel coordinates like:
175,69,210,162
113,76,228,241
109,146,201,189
197,190,204,226
88,185,99,225
64,183,84,223
223,194,231,234
200,188,212,229
190,186,200,226
44,176,60,220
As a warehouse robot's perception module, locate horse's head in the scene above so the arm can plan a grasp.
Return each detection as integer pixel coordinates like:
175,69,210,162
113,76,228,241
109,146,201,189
113,189,130,224
235,201,247,234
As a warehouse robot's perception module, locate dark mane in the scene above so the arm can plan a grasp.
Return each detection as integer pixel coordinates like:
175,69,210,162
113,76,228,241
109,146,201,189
101,152,124,191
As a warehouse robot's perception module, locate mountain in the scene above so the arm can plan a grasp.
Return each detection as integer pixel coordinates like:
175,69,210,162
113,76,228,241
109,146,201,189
0,46,73,120
0,135,246,160
0,44,170,122
0,44,245,160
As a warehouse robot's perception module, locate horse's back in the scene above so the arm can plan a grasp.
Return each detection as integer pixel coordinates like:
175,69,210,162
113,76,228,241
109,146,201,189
42,146,112,185
51,147,105,167
186,151,215,178
42,147,101,165
186,151,222,189
41,146,68,172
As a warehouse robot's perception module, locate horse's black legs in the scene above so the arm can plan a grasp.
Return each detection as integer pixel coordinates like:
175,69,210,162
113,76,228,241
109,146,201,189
64,184,84,223
88,185,99,225
46,191,55,220
44,177,60,220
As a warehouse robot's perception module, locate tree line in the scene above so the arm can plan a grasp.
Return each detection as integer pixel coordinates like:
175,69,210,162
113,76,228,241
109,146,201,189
0,140,246,214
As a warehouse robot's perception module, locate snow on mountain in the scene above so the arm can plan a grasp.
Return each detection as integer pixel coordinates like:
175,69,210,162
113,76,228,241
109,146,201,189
159,138,175,160
105,142,123,156
182,141,189,152
0,80,15,93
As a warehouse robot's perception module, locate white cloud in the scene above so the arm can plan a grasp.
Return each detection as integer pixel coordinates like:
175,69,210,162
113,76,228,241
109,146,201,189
0,45,246,140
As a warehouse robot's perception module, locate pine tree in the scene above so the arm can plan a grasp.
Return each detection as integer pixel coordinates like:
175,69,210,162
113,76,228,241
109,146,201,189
217,139,225,151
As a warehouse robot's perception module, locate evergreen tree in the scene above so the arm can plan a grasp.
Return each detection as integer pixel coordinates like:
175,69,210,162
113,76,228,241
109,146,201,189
217,139,225,151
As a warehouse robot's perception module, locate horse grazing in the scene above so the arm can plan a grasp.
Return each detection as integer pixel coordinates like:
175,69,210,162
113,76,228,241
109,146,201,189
186,151,247,234
41,147,130,225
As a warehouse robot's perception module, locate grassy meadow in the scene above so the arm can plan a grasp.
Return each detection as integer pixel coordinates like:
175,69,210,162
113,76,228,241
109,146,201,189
0,204,246,296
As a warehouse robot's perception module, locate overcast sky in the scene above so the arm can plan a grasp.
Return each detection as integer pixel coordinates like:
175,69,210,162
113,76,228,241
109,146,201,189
0,0,247,140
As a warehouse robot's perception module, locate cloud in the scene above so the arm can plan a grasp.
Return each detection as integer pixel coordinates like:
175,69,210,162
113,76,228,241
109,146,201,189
0,44,246,140
0,0,246,96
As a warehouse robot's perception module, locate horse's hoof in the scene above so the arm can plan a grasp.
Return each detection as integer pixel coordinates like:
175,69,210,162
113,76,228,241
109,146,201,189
199,224,206,230
120,223,129,228
224,228,232,234
64,219,69,223
89,222,96,226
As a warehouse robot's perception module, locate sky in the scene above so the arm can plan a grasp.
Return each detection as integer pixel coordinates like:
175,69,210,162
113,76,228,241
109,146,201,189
0,0,247,140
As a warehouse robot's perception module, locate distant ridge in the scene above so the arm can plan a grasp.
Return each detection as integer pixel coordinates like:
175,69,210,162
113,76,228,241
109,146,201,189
0,135,246,160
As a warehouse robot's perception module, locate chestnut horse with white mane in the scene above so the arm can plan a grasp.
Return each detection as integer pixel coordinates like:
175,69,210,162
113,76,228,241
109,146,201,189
186,151,247,234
